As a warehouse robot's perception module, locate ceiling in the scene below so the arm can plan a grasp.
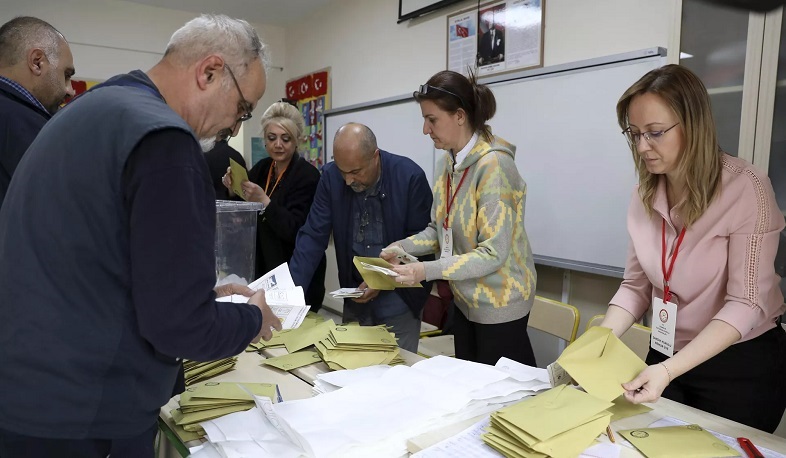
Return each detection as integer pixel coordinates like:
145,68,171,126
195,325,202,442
121,0,334,26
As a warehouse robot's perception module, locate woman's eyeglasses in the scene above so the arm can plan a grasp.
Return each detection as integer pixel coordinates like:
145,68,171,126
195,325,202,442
622,123,679,147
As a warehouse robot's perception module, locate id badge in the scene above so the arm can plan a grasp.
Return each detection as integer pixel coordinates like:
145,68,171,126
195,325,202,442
650,296,677,357
441,226,454,258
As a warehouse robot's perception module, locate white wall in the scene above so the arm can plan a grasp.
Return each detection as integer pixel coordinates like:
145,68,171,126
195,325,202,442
286,0,677,107
285,0,677,314
1,0,286,160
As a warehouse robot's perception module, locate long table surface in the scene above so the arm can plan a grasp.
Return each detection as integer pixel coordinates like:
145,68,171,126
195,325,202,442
258,345,786,456
161,347,786,457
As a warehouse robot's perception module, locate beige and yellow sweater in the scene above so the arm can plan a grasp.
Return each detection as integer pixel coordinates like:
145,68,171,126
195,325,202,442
399,135,537,324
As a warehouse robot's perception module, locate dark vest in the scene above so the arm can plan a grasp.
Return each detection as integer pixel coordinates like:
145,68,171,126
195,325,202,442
0,80,195,438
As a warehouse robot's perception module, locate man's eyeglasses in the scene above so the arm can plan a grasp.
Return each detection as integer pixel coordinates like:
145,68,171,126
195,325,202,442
622,123,679,147
415,84,466,108
224,64,253,123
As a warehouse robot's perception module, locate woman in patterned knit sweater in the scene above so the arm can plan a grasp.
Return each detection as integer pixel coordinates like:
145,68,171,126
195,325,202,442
381,70,537,366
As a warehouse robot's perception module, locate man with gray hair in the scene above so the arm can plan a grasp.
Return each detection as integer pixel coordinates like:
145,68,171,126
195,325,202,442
0,14,278,457
0,16,75,209
290,123,434,353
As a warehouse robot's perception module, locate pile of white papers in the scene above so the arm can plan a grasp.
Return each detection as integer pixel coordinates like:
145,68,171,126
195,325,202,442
192,356,551,458
216,263,310,329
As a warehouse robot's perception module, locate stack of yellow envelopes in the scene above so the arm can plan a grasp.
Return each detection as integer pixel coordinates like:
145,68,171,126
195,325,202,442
315,324,404,370
482,385,613,458
183,357,237,386
170,382,279,439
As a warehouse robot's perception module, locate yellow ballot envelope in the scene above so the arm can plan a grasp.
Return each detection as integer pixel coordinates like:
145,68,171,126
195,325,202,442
260,350,322,371
495,385,613,442
557,326,647,401
353,256,422,290
229,158,249,200
618,424,740,458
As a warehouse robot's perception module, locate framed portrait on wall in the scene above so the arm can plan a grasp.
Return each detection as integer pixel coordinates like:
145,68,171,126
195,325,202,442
447,0,544,78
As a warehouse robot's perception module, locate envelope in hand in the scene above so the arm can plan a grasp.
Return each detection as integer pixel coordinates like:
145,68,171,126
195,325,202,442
557,326,647,401
229,158,249,200
618,424,740,458
353,257,422,290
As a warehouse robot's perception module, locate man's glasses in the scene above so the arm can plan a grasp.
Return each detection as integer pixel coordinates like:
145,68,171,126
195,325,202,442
224,64,253,123
415,84,466,108
622,123,679,147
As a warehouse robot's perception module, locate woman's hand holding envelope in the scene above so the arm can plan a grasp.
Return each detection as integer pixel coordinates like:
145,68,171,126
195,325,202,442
622,363,671,404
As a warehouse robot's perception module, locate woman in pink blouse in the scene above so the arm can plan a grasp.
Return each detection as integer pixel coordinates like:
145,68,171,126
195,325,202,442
602,64,786,432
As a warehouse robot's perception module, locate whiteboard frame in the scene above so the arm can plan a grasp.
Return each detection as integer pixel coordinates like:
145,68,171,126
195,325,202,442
324,47,667,278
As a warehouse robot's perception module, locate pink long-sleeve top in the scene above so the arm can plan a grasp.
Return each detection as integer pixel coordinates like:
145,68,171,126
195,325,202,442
610,154,785,352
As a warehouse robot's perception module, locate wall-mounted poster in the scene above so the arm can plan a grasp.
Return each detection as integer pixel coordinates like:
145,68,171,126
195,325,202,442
447,0,544,78
285,68,330,170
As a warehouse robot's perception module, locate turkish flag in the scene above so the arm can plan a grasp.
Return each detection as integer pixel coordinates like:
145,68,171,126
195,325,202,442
298,75,313,100
285,80,300,99
312,71,328,97
456,24,468,38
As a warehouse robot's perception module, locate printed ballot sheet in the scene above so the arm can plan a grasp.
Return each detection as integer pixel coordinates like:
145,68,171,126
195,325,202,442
216,263,310,329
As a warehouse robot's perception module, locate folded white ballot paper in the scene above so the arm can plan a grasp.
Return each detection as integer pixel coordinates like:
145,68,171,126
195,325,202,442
359,261,399,277
381,245,418,264
329,287,364,299
215,262,310,329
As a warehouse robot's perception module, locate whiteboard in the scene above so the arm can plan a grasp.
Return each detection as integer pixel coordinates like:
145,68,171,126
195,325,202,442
324,98,437,187
324,49,666,275
489,55,663,272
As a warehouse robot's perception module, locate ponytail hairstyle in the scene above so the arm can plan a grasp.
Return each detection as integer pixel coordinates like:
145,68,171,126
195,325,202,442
413,68,496,141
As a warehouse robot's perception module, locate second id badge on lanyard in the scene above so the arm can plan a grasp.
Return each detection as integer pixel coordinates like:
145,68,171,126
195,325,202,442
651,296,677,357
441,226,453,258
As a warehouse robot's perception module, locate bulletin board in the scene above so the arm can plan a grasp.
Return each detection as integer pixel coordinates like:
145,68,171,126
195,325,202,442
285,69,331,170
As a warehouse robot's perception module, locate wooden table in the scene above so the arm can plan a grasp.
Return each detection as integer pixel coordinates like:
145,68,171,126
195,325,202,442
161,347,786,457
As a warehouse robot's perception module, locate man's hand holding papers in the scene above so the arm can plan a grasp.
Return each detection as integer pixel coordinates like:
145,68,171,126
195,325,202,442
216,263,312,334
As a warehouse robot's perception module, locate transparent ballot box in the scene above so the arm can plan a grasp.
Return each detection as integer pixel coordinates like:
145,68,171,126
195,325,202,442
215,200,264,286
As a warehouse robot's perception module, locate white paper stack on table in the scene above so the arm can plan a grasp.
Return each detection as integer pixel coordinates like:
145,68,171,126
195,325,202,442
190,355,552,458
216,262,310,329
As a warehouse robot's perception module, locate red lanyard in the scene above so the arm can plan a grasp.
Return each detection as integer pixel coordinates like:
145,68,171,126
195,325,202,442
444,169,469,229
264,162,288,197
661,219,686,303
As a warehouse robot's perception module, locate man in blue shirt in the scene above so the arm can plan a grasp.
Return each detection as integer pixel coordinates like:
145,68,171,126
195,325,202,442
290,123,433,352
0,16,75,209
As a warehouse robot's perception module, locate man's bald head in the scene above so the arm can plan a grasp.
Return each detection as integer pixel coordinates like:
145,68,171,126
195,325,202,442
0,16,75,114
332,123,381,193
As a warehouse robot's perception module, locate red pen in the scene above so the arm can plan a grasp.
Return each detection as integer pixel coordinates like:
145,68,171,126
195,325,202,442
738,437,764,458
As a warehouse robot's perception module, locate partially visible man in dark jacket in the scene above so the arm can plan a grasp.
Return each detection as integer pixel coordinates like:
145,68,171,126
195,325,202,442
0,16,75,209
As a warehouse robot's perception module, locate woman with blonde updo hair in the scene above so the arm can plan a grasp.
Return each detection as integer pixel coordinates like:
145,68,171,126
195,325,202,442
223,100,326,309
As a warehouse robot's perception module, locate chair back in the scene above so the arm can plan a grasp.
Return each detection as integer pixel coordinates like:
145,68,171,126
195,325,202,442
528,296,580,343
585,314,652,360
